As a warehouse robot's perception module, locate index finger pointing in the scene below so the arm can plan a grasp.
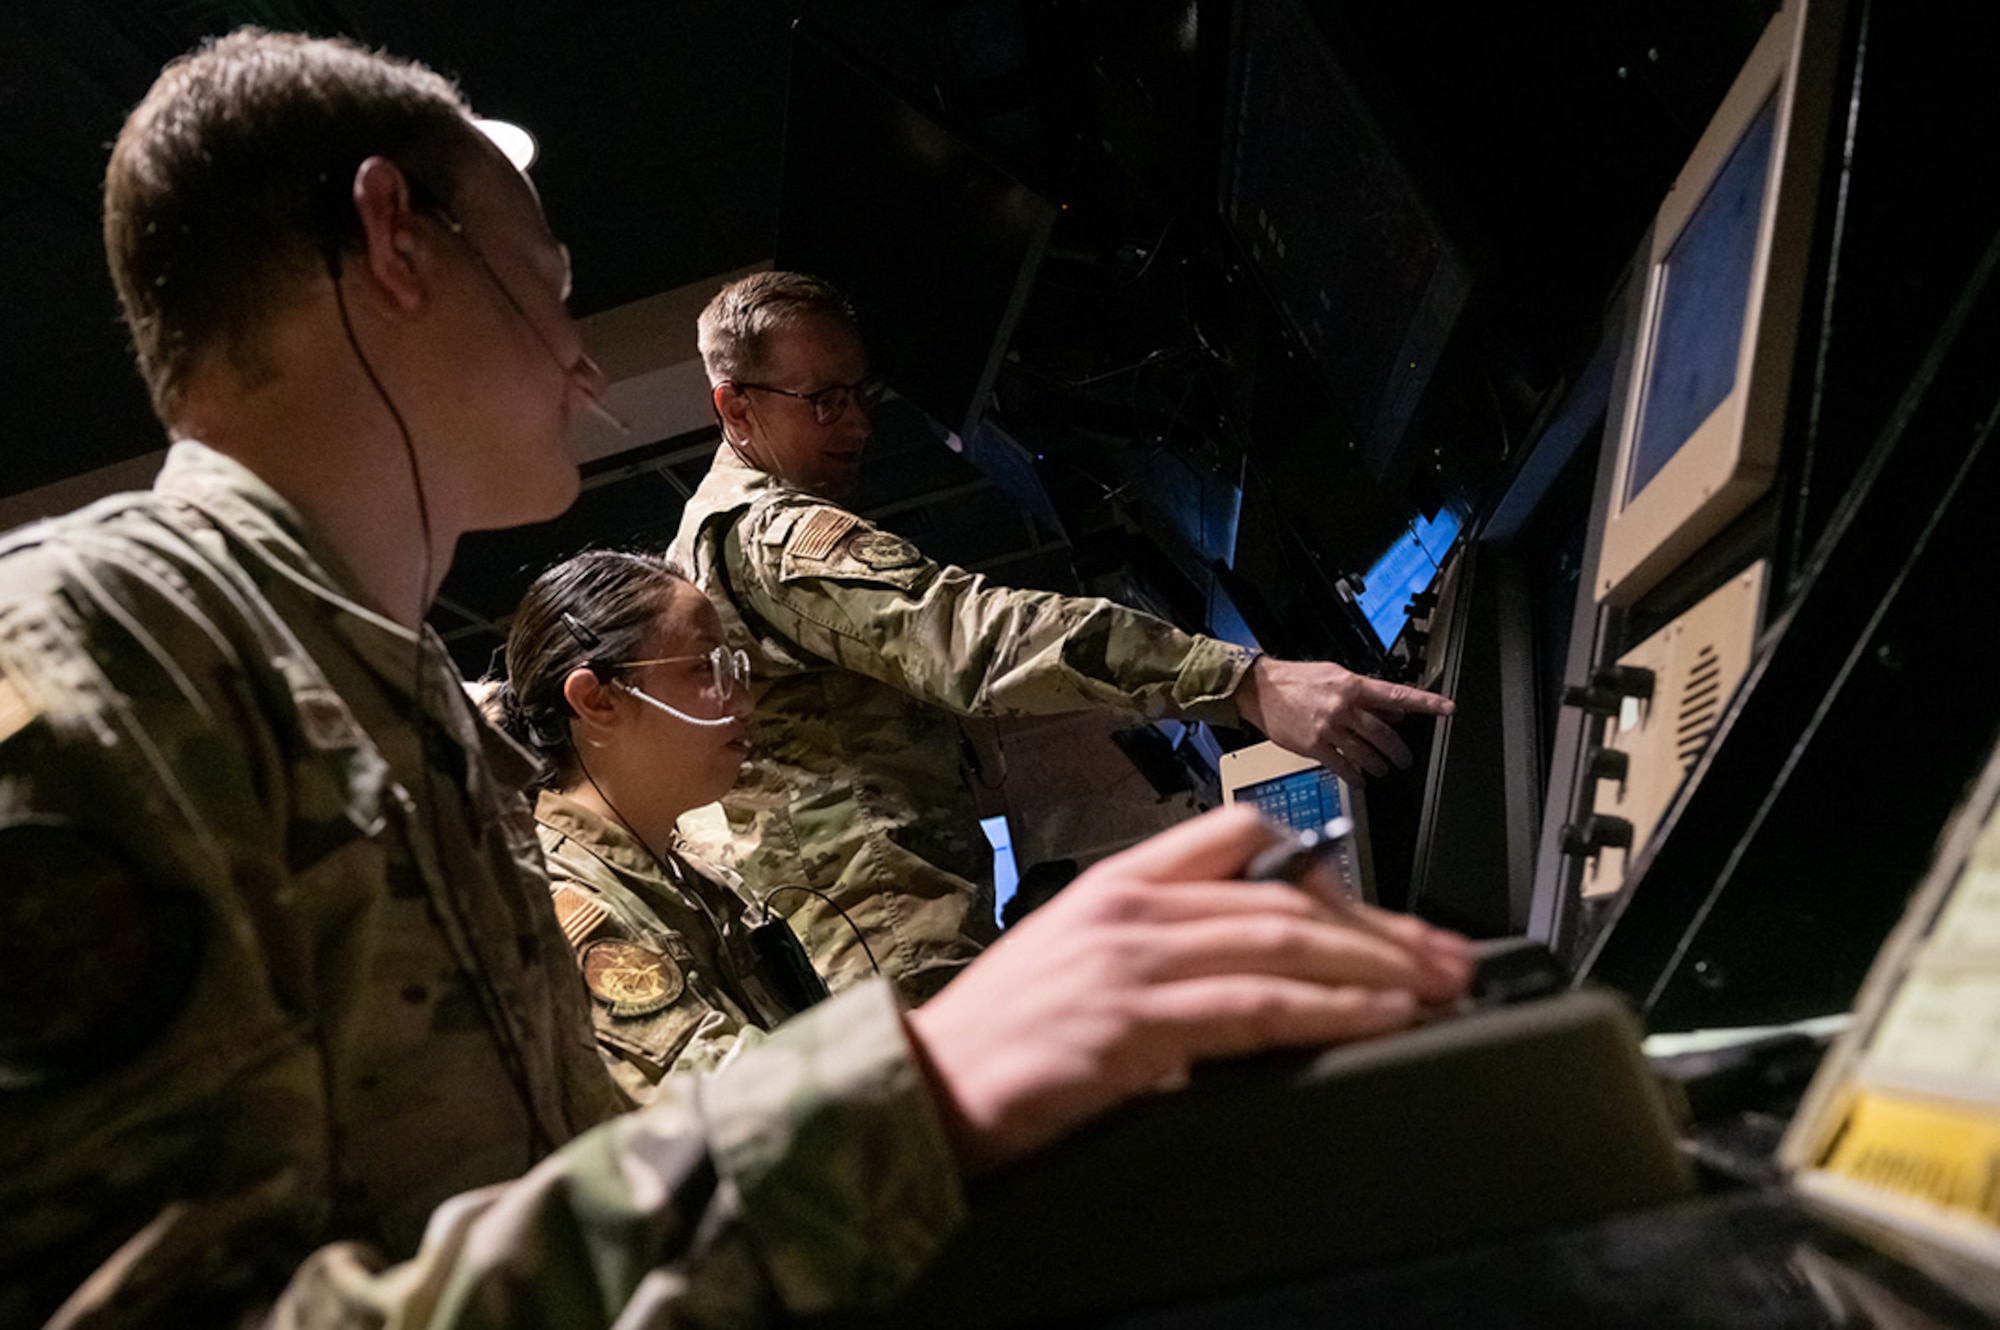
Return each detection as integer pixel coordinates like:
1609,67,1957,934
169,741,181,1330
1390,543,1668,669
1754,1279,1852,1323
1362,679,1455,719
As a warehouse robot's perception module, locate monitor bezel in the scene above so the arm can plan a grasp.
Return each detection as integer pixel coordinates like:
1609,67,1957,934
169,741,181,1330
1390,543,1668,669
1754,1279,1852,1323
1595,0,1842,607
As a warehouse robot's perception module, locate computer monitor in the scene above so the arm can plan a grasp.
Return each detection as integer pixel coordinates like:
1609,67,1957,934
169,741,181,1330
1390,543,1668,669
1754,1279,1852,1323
1354,501,1467,653
1219,741,1374,904
777,23,1058,443
1594,0,1844,607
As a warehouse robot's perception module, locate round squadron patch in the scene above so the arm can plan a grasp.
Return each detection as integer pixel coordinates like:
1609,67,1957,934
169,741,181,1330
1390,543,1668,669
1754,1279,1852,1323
579,939,683,1016
848,531,922,570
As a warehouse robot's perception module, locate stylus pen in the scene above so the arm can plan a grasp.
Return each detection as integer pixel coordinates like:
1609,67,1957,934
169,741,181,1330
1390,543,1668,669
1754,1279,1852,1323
1244,817,1405,942
1243,816,1354,887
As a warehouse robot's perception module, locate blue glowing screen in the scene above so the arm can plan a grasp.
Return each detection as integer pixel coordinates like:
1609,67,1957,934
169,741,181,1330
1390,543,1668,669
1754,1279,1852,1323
1357,503,1464,650
1237,767,1345,833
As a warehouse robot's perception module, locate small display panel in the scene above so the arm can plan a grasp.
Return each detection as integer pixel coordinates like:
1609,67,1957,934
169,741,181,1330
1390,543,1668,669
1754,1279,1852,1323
1357,502,1465,651
1627,94,1780,505
1237,766,1347,833
1220,741,1374,902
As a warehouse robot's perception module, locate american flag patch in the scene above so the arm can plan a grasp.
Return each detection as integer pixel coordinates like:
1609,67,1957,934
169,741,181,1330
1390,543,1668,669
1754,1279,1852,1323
790,507,858,561
552,886,611,947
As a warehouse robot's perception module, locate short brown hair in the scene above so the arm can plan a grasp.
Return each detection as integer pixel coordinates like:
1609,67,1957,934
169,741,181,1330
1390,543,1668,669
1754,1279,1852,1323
696,270,858,386
104,28,484,422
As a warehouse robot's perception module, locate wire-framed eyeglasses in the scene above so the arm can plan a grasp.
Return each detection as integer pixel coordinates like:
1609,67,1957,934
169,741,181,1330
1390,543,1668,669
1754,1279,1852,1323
730,375,886,426
596,645,752,700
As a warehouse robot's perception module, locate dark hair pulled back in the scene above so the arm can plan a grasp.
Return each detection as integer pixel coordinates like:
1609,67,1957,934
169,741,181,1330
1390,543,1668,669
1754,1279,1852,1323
495,548,691,785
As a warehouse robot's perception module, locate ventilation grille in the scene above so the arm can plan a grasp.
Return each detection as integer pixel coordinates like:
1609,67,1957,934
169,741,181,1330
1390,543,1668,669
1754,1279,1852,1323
1676,643,1723,772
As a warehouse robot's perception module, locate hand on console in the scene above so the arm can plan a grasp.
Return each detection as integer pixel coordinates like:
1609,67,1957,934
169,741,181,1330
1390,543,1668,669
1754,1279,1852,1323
904,805,1474,1177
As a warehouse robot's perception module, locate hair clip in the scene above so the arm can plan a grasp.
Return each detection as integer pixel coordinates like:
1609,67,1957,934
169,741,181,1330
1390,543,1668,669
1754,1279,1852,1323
559,611,602,652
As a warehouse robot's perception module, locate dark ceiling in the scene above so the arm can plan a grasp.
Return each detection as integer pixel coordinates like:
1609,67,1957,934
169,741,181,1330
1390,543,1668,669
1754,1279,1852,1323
0,0,1774,672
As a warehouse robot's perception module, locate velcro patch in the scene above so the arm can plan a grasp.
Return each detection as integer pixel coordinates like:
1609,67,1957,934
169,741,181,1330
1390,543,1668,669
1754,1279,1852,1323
789,508,859,562
580,938,684,1016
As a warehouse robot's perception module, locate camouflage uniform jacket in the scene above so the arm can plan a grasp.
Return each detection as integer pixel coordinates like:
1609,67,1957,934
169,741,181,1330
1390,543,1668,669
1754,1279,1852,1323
535,788,802,1094
0,442,963,1327
670,444,1257,1002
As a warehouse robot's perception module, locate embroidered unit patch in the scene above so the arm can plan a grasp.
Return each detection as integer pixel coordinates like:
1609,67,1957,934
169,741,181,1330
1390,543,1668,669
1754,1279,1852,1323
580,938,684,1016
848,531,922,570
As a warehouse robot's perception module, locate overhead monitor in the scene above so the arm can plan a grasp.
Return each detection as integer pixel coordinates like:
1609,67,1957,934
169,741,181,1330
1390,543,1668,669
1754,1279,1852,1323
1222,0,1471,480
1594,0,1843,607
777,23,1057,443
1219,742,1374,905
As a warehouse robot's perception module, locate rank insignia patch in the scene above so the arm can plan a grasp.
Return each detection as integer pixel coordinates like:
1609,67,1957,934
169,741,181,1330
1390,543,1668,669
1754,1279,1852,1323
580,939,684,1016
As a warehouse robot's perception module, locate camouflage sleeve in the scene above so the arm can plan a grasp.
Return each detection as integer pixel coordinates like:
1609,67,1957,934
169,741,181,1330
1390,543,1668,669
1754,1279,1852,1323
728,500,1257,724
0,554,349,1325
271,980,966,1328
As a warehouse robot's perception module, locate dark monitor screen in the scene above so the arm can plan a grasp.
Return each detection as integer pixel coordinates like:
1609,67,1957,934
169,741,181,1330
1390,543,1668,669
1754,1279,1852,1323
1627,94,1778,505
777,25,1056,441
1223,0,1470,478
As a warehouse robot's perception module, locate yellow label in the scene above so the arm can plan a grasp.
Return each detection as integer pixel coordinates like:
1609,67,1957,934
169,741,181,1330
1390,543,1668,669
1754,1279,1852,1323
1819,1092,2000,1225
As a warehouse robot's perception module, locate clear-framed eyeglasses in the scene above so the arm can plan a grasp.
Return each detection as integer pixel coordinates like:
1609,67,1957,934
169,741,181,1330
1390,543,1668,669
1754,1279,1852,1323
729,375,887,426
599,645,752,701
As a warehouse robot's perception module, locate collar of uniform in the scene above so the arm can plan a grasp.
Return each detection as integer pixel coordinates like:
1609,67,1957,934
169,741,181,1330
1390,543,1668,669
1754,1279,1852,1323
474,709,542,795
703,439,792,504
154,440,383,620
534,787,674,885
156,440,487,789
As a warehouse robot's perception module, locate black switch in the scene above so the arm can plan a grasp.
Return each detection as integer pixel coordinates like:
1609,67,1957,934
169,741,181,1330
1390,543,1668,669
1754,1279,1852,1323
1592,665,1655,700
1586,747,1630,781
1560,814,1635,858
1563,664,1656,716
1562,683,1621,715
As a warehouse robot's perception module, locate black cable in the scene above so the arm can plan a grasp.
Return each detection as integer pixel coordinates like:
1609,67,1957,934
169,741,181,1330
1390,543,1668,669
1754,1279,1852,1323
328,244,553,1153
567,756,734,947
759,884,881,977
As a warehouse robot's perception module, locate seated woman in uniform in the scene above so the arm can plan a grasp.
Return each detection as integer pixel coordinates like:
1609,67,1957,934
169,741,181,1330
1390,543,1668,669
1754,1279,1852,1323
495,549,817,1093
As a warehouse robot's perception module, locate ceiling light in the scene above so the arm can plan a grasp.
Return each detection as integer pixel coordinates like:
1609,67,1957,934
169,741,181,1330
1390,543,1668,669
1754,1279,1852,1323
476,118,538,172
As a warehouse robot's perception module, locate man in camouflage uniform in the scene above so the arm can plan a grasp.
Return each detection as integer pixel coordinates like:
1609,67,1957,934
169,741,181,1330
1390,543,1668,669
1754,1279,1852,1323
673,272,1457,1002
0,28,1473,1328
0,32,958,1326
0,441,958,1326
